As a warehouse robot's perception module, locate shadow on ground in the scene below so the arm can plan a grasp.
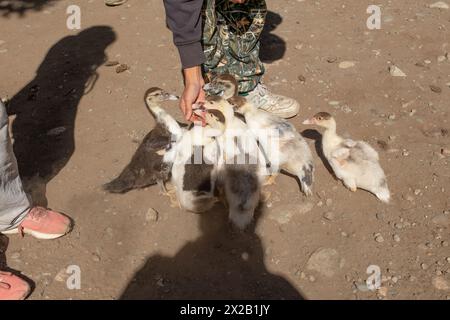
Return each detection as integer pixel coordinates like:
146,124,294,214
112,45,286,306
120,203,304,300
7,26,116,206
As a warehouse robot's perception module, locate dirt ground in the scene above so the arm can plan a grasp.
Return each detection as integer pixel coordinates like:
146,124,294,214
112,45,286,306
0,0,449,300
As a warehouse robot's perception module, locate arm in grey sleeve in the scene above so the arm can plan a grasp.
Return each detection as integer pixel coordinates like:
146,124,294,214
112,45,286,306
163,0,206,69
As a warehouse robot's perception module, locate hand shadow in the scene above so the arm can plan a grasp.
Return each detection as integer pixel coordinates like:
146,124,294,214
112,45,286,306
7,26,116,206
120,202,304,300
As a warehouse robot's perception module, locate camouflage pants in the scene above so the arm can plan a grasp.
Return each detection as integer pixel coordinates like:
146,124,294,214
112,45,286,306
202,0,266,93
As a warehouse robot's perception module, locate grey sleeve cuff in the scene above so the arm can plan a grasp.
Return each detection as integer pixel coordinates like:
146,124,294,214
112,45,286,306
177,41,206,69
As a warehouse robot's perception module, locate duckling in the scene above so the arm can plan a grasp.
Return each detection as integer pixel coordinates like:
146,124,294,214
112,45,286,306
205,74,314,195
203,73,238,99
103,87,181,193
303,112,390,203
203,98,266,229
228,95,314,196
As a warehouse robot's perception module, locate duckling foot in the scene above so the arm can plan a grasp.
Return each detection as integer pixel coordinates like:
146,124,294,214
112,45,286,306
302,186,313,197
345,183,357,192
263,174,278,186
343,179,357,192
168,192,181,209
161,183,181,208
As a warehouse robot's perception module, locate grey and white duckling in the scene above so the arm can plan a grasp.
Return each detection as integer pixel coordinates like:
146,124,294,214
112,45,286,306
228,94,314,196
103,87,180,193
203,98,266,230
303,112,390,203
205,74,314,196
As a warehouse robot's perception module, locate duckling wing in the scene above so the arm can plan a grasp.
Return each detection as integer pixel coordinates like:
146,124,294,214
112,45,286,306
331,147,351,161
143,123,172,150
360,141,379,161
343,139,357,148
266,116,297,140
103,128,171,194
349,141,379,162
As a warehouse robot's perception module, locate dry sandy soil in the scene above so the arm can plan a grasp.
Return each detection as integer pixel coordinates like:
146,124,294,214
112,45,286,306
0,0,449,300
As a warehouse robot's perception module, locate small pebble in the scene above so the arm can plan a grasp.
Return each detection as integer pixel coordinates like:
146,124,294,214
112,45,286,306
298,75,306,83
389,65,407,77
430,85,442,93
339,61,356,69
327,56,337,63
116,64,130,73
432,276,450,291
145,208,159,222
323,211,335,221
92,253,101,262
376,212,385,220
430,1,450,9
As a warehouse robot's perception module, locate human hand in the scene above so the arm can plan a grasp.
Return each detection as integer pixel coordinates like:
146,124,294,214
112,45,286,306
181,66,205,121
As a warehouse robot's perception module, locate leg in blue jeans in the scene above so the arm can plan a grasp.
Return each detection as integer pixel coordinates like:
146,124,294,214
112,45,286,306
0,100,30,232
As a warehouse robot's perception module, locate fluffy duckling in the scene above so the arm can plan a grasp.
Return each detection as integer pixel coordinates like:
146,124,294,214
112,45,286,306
203,73,238,99
203,97,266,229
229,95,314,196
205,73,314,195
103,87,180,193
303,112,390,203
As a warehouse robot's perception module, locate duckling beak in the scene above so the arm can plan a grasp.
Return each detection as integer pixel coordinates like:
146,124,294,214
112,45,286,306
164,93,179,101
302,118,315,125
191,103,207,127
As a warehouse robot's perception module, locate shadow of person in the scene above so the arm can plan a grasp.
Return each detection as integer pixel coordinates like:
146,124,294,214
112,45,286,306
120,204,304,300
0,233,35,294
260,11,286,64
0,0,58,17
7,26,116,206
